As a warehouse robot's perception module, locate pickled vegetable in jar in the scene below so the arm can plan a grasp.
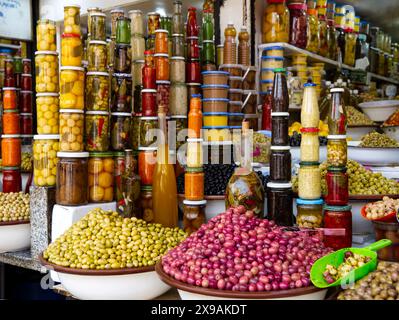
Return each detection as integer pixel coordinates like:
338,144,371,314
1,135,21,167
2,110,20,134
306,9,320,53
183,200,206,234
327,135,347,167
128,10,144,35
139,116,158,148
172,34,185,57
86,72,109,111
298,162,321,200
22,59,31,74
142,50,156,89
61,33,82,67
327,88,346,135
37,19,57,51
132,60,144,87
85,111,110,152
170,83,188,116
326,167,348,206
59,109,84,152
154,53,169,81
21,74,32,91
89,12,106,41
323,205,352,250
2,87,17,109
35,51,59,93
155,29,169,54
114,44,131,73
116,16,131,45
36,93,59,134
20,91,33,113
111,73,133,113
300,128,320,162
87,40,107,72
141,89,157,116
318,15,328,57
60,66,85,110
110,9,125,38
186,7,199,37
296,198,323,228
326,19,337,60
56,152,89,206
20,113,33,135
301,83,320,127
288,3,307,49
138,147,157,185
156,80,170,112
266,182,293,225
184,168,204,201
2,167,22,193
131,35,145,61
147,12,161,36
133,85,143,114
170,57,185,83
344,30,357,67
111,112,131,151
33,135,59,187
186,60,201,83
88,152,114,203
140,186,154,223
270,146,291,182
64,5,81,35
262,0,290,44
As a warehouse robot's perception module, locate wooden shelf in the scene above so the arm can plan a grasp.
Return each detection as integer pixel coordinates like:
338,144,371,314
368,72,399,85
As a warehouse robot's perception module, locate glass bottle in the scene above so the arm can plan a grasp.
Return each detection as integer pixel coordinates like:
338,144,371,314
238,26,250,66
223,23,237,65
327,88,347,135
326,19,337,60
318,15,328,57
142,50,156,89
272,68,289,113
306,8,320,53
186,7,199,37
301,83,319,128
225,121,265,218
202,9,214,41
188,94,203,139
152,105,178,228
172,0,183,34
261,90,272,131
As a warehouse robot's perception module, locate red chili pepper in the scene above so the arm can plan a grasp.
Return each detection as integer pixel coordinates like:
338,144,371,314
98,118,104,135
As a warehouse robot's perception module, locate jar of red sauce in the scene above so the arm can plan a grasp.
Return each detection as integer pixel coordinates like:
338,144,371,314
141,89,157,116
20,113,33,135
138,147,157,185
2,87,17,110
142,50,156,89
154,53,169,81
1,134,21,167
2,167,22,193
20,91,33,113
22,58,31,74
187,38,200,59
186,7,199,37
3,110,20,134
21,74,32,91
323,205,352,250
186,60,201,83
325,167,349,206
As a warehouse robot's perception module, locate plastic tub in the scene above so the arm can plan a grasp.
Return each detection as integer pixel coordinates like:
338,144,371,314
219,64,242,77
292,53,307,65
203,98,228,113
201,71,229,85
203,112,229,127
228,89,243,102
262,46,284,57
373,221,399,262
228,101,243,113
261,56,284,69
201,85,229,99
228,76,243,89
261,68,275,81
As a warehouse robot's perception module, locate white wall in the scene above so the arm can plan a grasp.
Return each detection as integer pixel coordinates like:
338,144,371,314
219,0,251,44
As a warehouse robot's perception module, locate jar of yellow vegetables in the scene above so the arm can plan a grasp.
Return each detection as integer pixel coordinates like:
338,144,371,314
35,51,59,93
88,152,115,203
60,66,85,110
33,135,60,187
36,93,59,134
36,19,57,51
64,5,81,35
262,0,290,44
59,109,84,152
61,33,82,67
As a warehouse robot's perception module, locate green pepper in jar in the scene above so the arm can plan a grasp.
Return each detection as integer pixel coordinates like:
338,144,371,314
86,72,110,111
139,116,158,147
85,111,110,152
111,113,131,151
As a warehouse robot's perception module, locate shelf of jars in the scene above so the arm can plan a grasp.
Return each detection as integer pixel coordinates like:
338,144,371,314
367,72,399,85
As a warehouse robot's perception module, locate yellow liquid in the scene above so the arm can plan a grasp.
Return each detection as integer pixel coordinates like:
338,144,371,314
152,144,178,228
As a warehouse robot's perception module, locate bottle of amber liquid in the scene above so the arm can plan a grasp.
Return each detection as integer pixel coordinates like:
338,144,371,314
117,149,142,218
152,105,178,227
223,22,237,65
238,26,250,66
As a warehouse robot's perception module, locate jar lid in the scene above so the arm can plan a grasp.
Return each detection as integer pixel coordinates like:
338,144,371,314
140,116,158,120
170,115,187,119
229,101,243,105
229,126,242,129
203,40,214,44
1,134,20,138
202,98,229,102
111,9,124,13
186,36,199,40
89,152,115,157
60,66,85,72
271,146,291,151
296,198,324,205
62,33,81,38
243,90,258,95
274,68,286,73
330,88,345,93
219,64,242,69
324,205,352,211
3,109,19,113
187,138,204,143
183,200,207,206
300,161,320,166
22,58,31,62
261,80,274,84
171,34,184,37
288,3,307,10
133,60,145,64
156,80,171,85
111,112,131,117
141,89,157,93
244,114,258,119
154,53,169,58
20,134,34,138
300,127,319,133
202,126,230,129
327,166,347,173
87,71,109,77
304,83,317,87
2,87,17,91
155,29,168,33
186,83,202,86
34,134,60,140
201,84,230,89
20,113,33,116
21,73,32,77
228,113,244,117
191,94,202,98
35,51,58,55
228,89,243,93
327,135,347,140
261,56,284,61
171,56,185,61
229,76,243,80
267,182,292,189
201,71,229,76
36,92,59,97
86,111,109,115
113,73,132,78
59,109,84,114
89,40,107,45
141,185,153,192
271,112,289,117
20,90,33,94
185,167,204,173
1,166,21,170
261,68,275,72
90,12,106,17
203,112,229,116
57,152,89,158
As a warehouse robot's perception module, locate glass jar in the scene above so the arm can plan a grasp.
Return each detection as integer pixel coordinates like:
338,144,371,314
270,146,291,182
141,89,157,116
271,112,289,146
138,147,157,185
171,115,187,149
37,19,57,51
85,111,110,152
2,110,20,134
156,80,170,111
172,34,185,57
202,40,216,65
172,1,183,34
170,83,188,116
139,116,158,147
296,198,323,228
116,16,131,44
129,10,144,35
111,73,133,113
60,66,85,110
88,152,114,203
326,19,337,60
89,13,106,41
2,87,17,110
2,135,21,166
13,56,22,73
36,93,59,134
21,74,32,91
131,116,140,150
2,167,22,193
131,35,145,61
142,51,156,89
185,168,204,201
56,152,89,206
140,186,154,223
61,34,82,66
318,16,328,57
327,88,346,135
114,150,126,196
183,200,206,234
111,113,131,151
86,72,109,111
147,12,161,36
146,36,156,51
306,11,320,53
266,182,293,225
344,31,357,66
288,3,307,49
323,205,352,250
186,138,203,168
35,51,59,93
87,40,107,72
155,29,169,54
59,109,84,152
22,58,31,73
132,60,144,87
326,167,348,206
20,113,33,135
20,91,33,113
298,162,321,200
33,135,59,187
327,135,347,167
378,51,385,76
110,9,125,38
154,54,169,81
262,0,290,43
170,57,185,82
63,5,81,35
300,128,320,162
187,38,200,60
133,85,143,114
114,44,131,73
186,60,201,83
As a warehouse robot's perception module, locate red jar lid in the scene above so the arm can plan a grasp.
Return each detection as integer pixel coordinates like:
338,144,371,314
300,127,319,133
288,3,307,10
144,50,154,55
62,33,80,38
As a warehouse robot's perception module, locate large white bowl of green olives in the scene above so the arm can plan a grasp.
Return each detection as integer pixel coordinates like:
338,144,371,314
0,221,31,253
359,100,399,122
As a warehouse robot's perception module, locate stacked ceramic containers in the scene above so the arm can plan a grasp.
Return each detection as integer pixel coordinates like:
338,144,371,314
266,68,293,226
296,83,323,229
33,18,60,190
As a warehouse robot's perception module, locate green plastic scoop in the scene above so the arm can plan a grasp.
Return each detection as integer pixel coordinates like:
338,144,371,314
310,239,392,289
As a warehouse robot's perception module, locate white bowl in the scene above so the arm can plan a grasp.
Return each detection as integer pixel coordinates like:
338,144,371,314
348,146,399,166
0,221,30,253
358,100,399,122
40,257,170,300
382,126,399,141
347,126,378,140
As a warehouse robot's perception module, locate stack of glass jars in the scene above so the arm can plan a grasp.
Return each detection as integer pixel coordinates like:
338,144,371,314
262,0,290,44
202,9,216,70
266,68,293,226
324,87,351,250
155,29,170,115
296,83,323,228
186,7,201,102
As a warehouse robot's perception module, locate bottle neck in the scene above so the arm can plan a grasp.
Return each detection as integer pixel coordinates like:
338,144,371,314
241,127,252,173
